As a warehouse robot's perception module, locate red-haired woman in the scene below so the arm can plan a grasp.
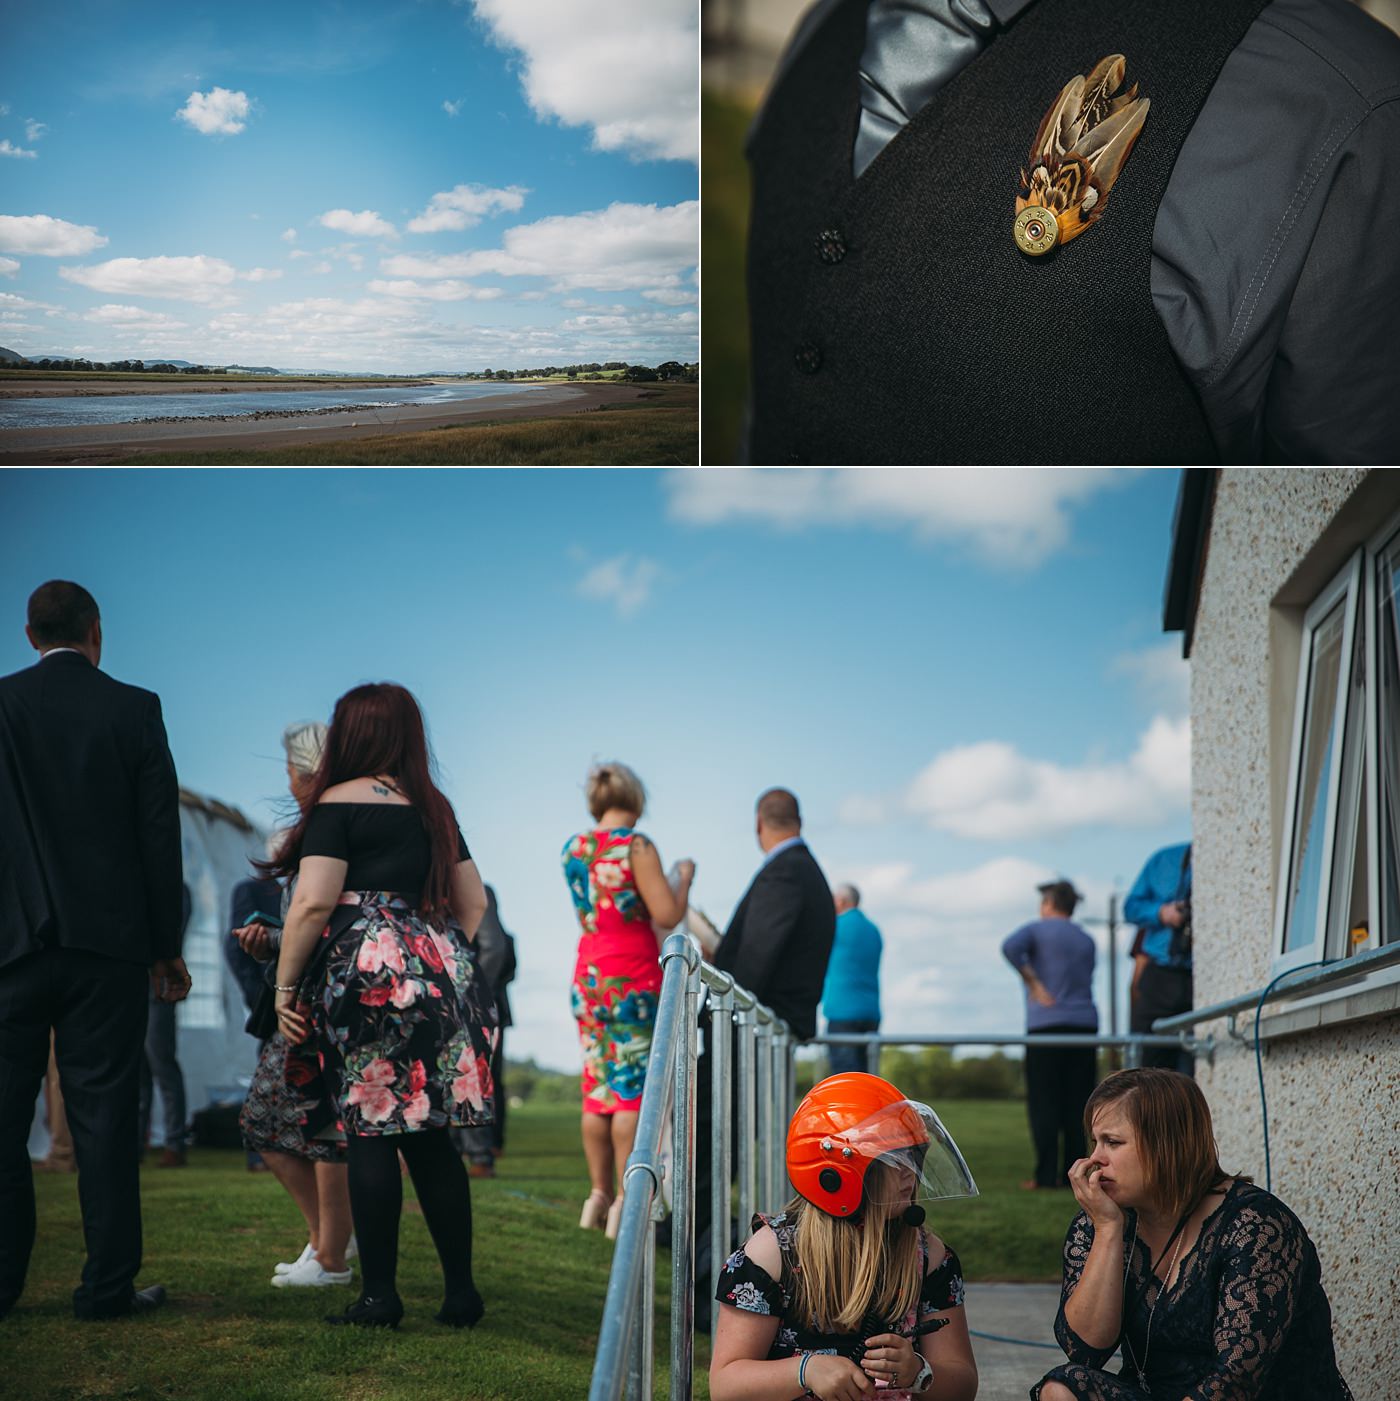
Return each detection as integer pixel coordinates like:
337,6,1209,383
269,683,497,1330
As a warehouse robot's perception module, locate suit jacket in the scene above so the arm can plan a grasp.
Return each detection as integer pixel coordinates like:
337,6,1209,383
715,841,836,1041
0,651,183,970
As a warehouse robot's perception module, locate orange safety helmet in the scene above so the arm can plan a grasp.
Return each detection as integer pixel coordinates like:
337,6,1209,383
786,1072,977,1218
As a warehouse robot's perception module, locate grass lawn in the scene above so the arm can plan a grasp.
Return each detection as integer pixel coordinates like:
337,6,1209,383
7,1099,1070,1399
125,387,698,466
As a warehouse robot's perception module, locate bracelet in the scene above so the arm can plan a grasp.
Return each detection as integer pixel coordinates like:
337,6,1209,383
797,1351,813,1395
273,982,299,993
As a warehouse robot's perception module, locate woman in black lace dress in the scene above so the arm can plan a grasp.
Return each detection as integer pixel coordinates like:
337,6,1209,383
1033,1068,1351,1401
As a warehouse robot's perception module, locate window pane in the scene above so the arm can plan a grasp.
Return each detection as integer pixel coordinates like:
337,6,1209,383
1378,536,1400,945
1327,612,1367,958
1284,601,1346,953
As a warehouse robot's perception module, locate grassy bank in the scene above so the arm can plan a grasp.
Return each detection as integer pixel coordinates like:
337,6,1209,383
7,1098,1070,1399
126,387,698,466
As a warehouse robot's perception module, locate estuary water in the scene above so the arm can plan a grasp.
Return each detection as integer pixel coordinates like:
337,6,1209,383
0,380,554,430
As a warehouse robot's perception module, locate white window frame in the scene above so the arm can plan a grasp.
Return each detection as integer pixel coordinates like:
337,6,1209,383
1273,506,1400,979
1272,551,1363,974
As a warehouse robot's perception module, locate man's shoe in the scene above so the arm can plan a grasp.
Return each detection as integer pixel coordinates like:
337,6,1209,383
131,1285,167,1314
272,1256,353,1289
77,1284,167,1320
468,1161,495,1179
158,1149,187,1168
324,1293,403,1328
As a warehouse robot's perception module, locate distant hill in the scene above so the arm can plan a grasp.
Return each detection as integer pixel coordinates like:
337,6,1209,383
225,364,282,375
0,347,29,364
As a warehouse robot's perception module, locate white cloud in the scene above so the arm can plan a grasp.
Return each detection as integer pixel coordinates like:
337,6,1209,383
176,87,251,135
642,286,696,305
0,257,18,276
60,254,239,304
287,248,310,260
472,0,697,162
318,208,397,239
25,120,47,142
83,304,187,329
575,554,662,618
280,228,297,243
665,469,1130,568
0,214,108,256
0,291,59,313
842,715,1191,841
239,267,283,282
310,261,333,274
0,140,37,160
406,183,527,234
1112,641,1190,719
380,200,696,292
442,99,462,117
367,279,503,301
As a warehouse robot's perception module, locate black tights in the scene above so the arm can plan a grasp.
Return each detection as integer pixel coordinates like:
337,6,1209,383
346,1129,476,1303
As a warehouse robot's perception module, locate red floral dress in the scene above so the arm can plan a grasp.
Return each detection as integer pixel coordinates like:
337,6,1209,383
562,827,662,1114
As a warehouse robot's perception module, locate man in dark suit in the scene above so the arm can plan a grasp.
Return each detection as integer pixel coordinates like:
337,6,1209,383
692,788,836,1323
0,581,189,1321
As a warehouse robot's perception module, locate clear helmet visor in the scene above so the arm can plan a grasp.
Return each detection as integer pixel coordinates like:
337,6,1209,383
841,1100,979,1208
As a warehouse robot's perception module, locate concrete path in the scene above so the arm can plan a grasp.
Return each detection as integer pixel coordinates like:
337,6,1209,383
965,1284,1063,1401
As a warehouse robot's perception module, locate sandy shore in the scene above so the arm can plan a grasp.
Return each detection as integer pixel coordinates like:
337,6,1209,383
0,383,646,464
0,377,435,399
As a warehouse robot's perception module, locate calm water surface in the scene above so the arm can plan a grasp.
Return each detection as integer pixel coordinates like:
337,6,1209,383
0,381,556,430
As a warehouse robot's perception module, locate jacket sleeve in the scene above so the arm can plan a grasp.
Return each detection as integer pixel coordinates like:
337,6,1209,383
136,693,184,960
1001,923,1033,969
726,862,803,999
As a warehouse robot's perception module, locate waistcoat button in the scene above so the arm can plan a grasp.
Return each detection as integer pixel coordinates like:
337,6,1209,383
815,229,847,264
794,343,823,374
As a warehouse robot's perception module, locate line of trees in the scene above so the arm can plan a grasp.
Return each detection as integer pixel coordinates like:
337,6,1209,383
18,358,226,374
462,361,698,383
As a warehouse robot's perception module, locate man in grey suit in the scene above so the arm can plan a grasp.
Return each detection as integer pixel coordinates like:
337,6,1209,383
0,581,189,1321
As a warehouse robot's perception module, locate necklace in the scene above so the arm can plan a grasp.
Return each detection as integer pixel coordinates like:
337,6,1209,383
1121,1216,1188,1395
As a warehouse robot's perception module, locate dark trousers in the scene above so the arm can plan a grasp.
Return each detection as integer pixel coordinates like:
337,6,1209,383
138,994,187,1151
0,946,148,1317
1131,964,1194,1075
1024,1026,1097,1188
826,1019,879,1076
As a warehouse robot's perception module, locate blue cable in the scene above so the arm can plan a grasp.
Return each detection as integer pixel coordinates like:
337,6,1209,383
1253,958,1331,1193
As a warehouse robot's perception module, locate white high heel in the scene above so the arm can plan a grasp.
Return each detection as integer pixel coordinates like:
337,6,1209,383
605,1195,624,1240
580,1189,613,1230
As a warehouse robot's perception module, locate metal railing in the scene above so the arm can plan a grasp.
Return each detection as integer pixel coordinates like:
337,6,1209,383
589,934,795,1401
813,1028,1194,1073
1151,940,1400,1041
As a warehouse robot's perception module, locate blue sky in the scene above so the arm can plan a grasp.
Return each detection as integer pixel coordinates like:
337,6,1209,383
0,1,698,371
2,467,1192,1072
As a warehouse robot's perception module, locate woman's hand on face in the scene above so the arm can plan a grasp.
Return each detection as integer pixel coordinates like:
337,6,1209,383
805,1354,874,1401
1068,1157,1123,1229
860,1333,920,1389
274,989,310,1045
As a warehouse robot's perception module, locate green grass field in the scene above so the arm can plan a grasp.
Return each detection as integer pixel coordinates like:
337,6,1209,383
125,387,698,466
6,1099,1070,1399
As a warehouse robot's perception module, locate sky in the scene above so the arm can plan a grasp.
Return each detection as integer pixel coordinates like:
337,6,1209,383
0,0,698,372
2,467,1194,1073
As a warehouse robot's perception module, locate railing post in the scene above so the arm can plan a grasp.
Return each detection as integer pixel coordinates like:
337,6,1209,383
625,1224,654,1401
670,952,699,1401
734,1001,756,1239
771,1028,790,1201
865,1035,880,1076
709,980,734,1337
754,1016,774,1209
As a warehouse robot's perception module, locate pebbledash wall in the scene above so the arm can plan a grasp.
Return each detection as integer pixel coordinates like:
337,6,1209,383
1183,468,1399,1401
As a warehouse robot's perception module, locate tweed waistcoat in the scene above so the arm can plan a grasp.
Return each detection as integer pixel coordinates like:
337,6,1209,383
746,0,1270,465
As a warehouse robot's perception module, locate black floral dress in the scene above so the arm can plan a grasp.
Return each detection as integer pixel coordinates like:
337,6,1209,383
1033,1182,1352,1400
716,1209,967,1397
288,804,498,1139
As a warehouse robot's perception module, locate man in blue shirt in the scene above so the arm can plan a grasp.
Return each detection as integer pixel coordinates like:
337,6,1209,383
1125,841,1193,1075
821,884,882,1075
1001,880,1098,1190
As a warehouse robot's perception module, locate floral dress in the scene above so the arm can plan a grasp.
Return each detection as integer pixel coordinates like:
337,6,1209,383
562,827,662,1114
288,804,498,1138
1032,1182,1352,1400
716,1209,967,1398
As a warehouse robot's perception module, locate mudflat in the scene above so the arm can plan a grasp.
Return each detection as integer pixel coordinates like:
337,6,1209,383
0,377,433,399
0,383,647,464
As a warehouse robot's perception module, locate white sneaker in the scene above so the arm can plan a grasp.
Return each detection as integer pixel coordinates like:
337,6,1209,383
270,1255,353,1288
273,1242,316,1275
